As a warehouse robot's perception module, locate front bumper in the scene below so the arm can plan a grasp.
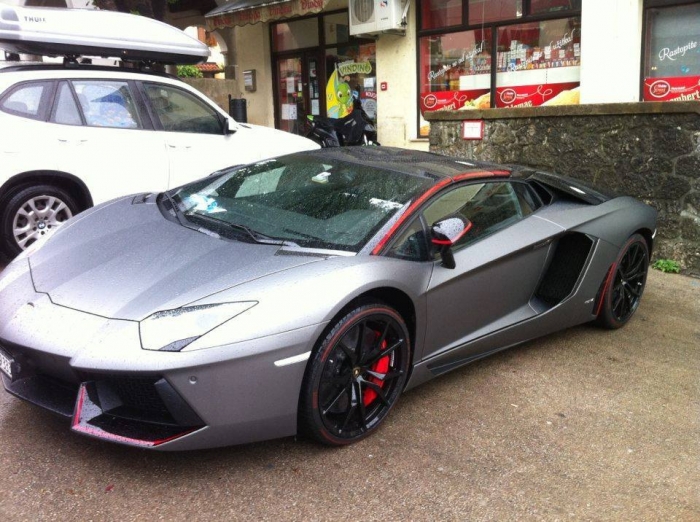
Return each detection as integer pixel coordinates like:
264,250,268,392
0,263,323,450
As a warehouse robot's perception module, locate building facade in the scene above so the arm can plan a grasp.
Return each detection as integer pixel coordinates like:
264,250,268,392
163,0,700,149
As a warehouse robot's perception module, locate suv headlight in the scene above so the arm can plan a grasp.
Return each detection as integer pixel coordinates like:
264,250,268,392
139,302,257,351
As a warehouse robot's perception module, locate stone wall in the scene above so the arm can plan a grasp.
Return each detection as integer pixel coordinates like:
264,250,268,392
425,102,700,275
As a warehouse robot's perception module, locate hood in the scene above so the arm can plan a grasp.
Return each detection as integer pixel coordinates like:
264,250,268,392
233,122,319,162
29,197,323,321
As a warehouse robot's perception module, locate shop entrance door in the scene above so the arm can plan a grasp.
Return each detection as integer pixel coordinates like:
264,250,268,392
275,53,322,136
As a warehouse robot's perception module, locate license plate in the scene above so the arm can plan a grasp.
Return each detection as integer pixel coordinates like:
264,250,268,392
0,347,14,380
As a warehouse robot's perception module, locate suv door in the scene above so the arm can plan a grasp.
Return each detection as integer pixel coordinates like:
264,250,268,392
140,82,236,188
52,79,169,204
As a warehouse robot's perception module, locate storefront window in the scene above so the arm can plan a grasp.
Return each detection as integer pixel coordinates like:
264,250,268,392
325,12,350,45
272,11,377,135
416,1,581,137
325,44,377,122
419,29,492,137
421,0,463,30
468,0,522,25
530,0,581,15
495,17,580,107
273,18,319,52
643,3,700,101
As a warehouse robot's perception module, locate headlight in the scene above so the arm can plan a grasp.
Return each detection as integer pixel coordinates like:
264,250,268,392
139,302,257,351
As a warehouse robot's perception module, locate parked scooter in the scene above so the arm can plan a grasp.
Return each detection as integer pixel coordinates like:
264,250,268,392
305,94,379,148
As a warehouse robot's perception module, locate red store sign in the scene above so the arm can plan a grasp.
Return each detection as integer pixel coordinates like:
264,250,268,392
643,76,700,102
420,89,490,113
495,82,579,108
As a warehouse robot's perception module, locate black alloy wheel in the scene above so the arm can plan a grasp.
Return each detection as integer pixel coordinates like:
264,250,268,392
597,233,649,329
299,302,411,445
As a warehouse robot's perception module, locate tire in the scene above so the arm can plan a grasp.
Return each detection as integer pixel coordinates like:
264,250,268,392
596,233,649,329
1,184,78,257
299,301,411,445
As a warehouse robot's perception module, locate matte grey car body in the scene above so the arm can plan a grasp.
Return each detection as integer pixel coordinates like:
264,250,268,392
0,147,657,450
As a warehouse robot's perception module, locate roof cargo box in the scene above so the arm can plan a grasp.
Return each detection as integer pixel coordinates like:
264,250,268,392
0,4,209,64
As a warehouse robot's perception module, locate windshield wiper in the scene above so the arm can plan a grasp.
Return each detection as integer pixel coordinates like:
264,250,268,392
186,213,298,247
159,192,189,228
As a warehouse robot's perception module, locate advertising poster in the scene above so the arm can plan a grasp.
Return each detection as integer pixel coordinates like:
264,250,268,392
420,89,491,113
643,75,700,102
495,82,579,108
326,60,374,119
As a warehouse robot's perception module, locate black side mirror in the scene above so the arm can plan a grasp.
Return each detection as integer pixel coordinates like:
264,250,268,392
430,216,472,269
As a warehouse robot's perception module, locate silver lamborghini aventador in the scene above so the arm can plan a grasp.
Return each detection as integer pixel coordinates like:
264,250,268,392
0,147,657,450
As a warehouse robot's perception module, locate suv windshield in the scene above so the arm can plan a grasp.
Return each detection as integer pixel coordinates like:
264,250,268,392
169,155,432,252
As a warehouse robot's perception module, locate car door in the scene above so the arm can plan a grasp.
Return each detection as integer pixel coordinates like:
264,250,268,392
51,79,169,205
140,82,240,189
399,180,563,362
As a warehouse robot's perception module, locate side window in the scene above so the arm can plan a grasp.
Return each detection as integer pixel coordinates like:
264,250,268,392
0,82,47,119
72,80,141,129
52,82,82,126
387,217,429,261
423,181,526,253
143,83,223,135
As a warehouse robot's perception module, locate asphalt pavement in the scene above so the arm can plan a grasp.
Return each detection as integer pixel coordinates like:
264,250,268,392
0,259,697,521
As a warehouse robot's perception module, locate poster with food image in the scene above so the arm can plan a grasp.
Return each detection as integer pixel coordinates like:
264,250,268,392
420,89,491,113
495,82,579,108
643,75,700,102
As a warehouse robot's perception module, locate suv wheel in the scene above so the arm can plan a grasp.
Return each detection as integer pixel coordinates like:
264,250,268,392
1,185,78,257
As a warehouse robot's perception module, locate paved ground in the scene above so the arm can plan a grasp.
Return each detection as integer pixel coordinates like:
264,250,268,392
0,259,697,521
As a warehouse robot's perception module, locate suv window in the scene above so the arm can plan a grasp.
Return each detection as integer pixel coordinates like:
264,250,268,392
143,83,223,135
53,82,82,126
0,82,47,119
72,80,141,129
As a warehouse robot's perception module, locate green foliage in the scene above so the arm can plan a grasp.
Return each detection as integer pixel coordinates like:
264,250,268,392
177,65,203,78
652,259,681,273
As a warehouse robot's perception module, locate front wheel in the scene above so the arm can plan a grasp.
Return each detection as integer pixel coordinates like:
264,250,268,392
299,302,411,445
596,233,649,329
1,185,78,257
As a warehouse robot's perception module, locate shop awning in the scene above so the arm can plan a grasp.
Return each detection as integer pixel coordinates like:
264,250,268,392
205,0,328,30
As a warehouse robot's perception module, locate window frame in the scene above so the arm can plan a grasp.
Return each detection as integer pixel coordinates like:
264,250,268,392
385,179,542,262
640,0,700,102
140,81,225,135
0,80,56,121
416,0,582,137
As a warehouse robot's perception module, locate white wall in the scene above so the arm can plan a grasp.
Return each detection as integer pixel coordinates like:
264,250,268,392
580,0,644,103
234,23,275,127
376,3,429,151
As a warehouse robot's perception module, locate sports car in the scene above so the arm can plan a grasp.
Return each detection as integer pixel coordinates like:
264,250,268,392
0,147,656,450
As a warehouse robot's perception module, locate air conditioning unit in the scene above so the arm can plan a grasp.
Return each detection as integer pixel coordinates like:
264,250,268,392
349,0,406,37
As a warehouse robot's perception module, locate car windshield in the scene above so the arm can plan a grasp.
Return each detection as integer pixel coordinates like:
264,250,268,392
169,155,432,252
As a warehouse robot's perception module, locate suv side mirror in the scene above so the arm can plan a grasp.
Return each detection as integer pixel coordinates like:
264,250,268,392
430,216,472,269
223,117,237,136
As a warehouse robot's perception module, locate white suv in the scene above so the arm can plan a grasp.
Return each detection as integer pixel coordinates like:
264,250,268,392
0,64,318,256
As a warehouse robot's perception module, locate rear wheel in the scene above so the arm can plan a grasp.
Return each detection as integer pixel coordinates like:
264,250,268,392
1,185,78,257
299,302,411,445
597,234,649,329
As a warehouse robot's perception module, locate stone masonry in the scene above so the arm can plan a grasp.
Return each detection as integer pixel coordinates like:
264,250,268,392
425,102,700,275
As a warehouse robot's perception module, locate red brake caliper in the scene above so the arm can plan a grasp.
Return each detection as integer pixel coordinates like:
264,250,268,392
363,334,389,406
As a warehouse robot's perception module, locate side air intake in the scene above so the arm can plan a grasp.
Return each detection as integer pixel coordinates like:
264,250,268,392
535,233,594,306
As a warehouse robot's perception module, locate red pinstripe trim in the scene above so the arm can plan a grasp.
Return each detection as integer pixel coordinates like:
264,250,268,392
72,384,198,447
595,264,615,317
371,170,510,256
431,220,473,246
